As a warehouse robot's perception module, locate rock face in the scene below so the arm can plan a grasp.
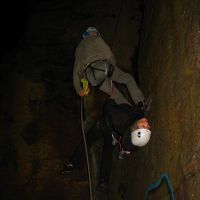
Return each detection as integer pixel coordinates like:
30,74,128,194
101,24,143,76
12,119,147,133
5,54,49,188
0,0,142,200
130,0,200,199
1,0,200,199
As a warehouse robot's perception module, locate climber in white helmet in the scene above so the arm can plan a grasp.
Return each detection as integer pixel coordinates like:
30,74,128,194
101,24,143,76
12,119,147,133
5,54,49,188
61,98,151,192
73,26,149,109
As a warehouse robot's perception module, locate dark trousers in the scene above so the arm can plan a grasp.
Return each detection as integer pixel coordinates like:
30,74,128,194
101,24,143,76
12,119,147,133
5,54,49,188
70,119,114,183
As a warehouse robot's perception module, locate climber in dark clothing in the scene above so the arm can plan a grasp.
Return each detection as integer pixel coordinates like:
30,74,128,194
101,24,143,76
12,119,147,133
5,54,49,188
61,99,151,192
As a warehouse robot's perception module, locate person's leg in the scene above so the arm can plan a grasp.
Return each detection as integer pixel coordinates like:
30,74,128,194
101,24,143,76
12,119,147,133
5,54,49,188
111,66,144,105
62,122,102,173
98,78,131,105
99,132,114,183
96,119,115,191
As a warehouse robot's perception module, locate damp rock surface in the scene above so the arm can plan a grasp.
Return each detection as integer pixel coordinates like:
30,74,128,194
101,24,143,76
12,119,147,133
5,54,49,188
1,0,200,199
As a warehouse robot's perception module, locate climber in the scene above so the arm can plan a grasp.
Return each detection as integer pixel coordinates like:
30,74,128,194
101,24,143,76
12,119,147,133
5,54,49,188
61,98,151,192
73,26,147,109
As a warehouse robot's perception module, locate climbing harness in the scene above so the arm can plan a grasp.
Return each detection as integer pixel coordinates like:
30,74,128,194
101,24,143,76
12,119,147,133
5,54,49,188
83,60,114,95
80,97,93,200
85,60,114,80
145,173,175,200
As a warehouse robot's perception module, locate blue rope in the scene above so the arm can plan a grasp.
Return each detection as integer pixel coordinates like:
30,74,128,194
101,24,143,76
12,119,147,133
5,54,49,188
145,173,174,200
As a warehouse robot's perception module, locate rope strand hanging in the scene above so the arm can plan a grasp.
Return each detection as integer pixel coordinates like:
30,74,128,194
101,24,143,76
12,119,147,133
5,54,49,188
111,0,125,49
80,97,93,200
80,1,125,199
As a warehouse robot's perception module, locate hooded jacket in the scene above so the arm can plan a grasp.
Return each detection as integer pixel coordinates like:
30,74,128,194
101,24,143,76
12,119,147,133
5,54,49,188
73,36,116,94
103,99,145,136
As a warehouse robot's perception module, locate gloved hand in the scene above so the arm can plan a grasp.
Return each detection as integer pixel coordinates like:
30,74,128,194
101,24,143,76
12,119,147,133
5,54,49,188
78,89,86,97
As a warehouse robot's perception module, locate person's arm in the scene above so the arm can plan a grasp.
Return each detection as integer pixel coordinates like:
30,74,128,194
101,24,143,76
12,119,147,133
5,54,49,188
73,49,84,96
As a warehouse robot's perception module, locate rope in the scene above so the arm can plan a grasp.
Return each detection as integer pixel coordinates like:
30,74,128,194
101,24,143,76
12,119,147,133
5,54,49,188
145,173,174,200
110,79,113,97
111,0,125,49
79,2,124,196
80,97,93,200
110,0,124,97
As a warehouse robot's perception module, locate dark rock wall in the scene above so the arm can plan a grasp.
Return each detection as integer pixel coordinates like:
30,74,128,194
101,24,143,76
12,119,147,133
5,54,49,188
1,0,199,199
131,0,200,199
0,0,143,200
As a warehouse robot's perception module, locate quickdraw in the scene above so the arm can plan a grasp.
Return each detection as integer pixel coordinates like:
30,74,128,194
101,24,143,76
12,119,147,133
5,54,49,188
81,78,90,95
112,134,131,160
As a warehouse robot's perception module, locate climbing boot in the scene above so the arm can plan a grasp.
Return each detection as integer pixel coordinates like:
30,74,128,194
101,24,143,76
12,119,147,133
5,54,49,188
96,180,108,192
61,163,74,175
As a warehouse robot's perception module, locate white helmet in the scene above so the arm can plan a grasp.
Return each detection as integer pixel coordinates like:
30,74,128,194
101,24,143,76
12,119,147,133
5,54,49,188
82,27,100,38
131,128,151,147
